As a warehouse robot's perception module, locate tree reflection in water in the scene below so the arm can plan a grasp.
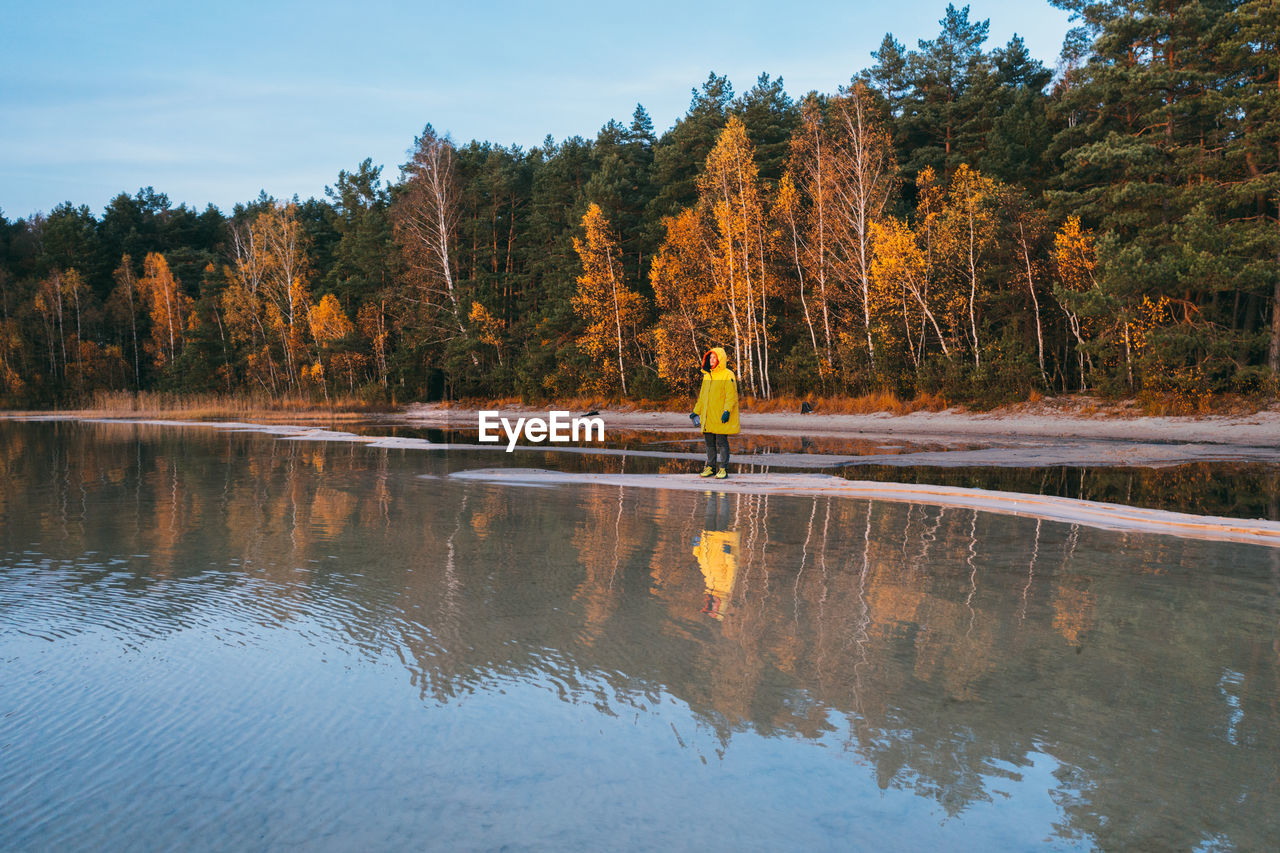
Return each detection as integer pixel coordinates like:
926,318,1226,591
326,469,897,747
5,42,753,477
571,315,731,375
2,419,1279,850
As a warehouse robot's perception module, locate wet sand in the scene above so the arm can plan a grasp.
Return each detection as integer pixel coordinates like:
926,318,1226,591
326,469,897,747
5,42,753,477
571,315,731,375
5,414,1277,543
399,403,1280,468
448,468,1280,548
8,406,1280,468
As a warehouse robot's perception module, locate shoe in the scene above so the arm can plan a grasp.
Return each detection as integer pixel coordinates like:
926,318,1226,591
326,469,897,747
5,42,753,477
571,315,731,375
699,466,714,478
715,468,728,479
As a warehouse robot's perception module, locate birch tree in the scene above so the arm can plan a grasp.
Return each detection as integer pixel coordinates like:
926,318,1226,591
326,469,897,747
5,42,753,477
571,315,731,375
223,203,315,391
138,252,193,371
699,115,772,397
110,255,142,388
939,164,998,367
785,95,838,379
870,216,952,363
1052,216,1099,390
829,83,897,372
572,204,646,395
649,207,729,390
393,124,467,340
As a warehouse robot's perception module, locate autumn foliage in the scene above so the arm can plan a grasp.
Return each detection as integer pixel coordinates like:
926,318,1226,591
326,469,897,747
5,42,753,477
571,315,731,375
1,2,1278,408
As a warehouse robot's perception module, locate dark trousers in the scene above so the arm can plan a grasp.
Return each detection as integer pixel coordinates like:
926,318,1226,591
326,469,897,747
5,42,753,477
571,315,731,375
704,491,732,530
704,433,730,468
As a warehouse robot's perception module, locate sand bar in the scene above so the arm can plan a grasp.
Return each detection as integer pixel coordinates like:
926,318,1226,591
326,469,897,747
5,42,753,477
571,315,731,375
449,468,1280,548
400,403,1280,467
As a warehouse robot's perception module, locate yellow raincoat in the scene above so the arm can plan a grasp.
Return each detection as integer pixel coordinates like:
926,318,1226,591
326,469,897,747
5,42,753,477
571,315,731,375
693,529,739,621
693,347,740,435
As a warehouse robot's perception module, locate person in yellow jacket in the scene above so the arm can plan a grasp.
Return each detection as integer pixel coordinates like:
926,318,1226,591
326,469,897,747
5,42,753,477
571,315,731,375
692,492,738,620
689,346,740,479
694,529,739,620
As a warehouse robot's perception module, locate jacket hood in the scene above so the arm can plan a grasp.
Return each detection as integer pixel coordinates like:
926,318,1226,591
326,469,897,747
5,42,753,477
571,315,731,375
701,347,729,374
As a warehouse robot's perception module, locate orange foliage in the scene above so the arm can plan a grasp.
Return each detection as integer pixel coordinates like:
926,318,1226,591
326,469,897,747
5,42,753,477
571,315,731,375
572,203,646,395
309,293,354,344
223,203,316,391
650,207,728,391
468,300,507,366
0,319,23,398
1052,216,1098,293
651,117,771,395
138,253,194,370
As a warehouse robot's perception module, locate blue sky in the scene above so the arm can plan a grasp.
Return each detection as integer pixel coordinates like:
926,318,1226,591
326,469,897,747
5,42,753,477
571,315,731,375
0,1,1072,218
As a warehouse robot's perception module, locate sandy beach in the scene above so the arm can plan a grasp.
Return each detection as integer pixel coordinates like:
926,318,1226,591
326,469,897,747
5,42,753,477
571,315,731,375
398,401,1280,468
4,410,1276,535
7,400,1278,468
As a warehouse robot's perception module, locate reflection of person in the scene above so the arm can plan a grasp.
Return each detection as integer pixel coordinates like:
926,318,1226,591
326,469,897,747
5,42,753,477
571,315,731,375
692,493,738,620
689,347,740,480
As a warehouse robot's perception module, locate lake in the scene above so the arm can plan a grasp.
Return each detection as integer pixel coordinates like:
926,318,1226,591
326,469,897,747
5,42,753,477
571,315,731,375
2,420,1278,850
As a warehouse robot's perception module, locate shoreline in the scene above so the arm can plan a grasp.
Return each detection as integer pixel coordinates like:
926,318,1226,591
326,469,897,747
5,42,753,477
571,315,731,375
395,402,1280,468
2,414,1276,532
450,468,1280,548
397,401,1280,447
5,400,1279,468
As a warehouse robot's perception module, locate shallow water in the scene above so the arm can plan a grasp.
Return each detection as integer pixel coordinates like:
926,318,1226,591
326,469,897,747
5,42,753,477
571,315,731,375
2,420,1279,851
371,423,1280,521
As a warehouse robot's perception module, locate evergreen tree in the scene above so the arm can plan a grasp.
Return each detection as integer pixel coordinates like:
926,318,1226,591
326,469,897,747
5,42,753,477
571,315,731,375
979,35,1054,190
520,136,597,397
899,4,993,182
1,10,1276,407
584,106,657,291
732,72,800,185
42,203,107,296
647,72,734,225
323,158,395,312
1226,0,1280,376
867,34,910,111
1048,0,1269,393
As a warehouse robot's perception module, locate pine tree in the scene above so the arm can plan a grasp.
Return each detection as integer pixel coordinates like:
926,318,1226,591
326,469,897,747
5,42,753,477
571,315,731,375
868,34,910,111
979,35,1054,190
732,72,800,185
647,73,734,226
1228,0,1280,377
1048,0,1270,393
584,107,657,293
900,4,993,182
323,159,394,310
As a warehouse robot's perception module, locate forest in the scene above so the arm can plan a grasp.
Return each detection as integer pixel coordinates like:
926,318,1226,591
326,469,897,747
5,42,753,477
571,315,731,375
1,0,1277,410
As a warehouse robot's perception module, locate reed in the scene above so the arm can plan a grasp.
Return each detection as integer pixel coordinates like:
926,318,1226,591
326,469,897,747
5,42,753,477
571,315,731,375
443,390,952,416
744,391,950,415
63,390,393,422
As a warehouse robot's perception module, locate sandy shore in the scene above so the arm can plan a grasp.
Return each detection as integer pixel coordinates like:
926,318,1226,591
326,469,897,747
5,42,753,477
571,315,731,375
400,401,1280,445
450,468,1280,548
398,402,1280,468
6,401,1277,468
4,414,1276,537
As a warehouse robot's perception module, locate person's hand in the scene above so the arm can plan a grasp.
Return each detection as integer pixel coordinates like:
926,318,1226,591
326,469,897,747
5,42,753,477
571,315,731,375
720,411,730,423
690,413,701,428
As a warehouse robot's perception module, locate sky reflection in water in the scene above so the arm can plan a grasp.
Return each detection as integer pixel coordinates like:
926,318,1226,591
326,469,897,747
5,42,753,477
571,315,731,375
1,420,1278,851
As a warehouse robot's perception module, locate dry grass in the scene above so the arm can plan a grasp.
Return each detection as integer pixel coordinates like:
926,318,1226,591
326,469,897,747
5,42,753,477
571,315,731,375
443,390,951,416
416,389,1277,420
746,391,950,415
50,391,394,423
445,394,674,413
990,392,1276,419
1135,391,1266,417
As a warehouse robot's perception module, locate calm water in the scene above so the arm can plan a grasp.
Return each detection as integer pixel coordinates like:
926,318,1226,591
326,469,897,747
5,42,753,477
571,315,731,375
2,420,1279,851
372,424,1280,521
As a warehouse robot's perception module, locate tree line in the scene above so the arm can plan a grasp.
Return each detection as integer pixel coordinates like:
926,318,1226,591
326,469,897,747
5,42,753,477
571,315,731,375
1,0,1277,409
